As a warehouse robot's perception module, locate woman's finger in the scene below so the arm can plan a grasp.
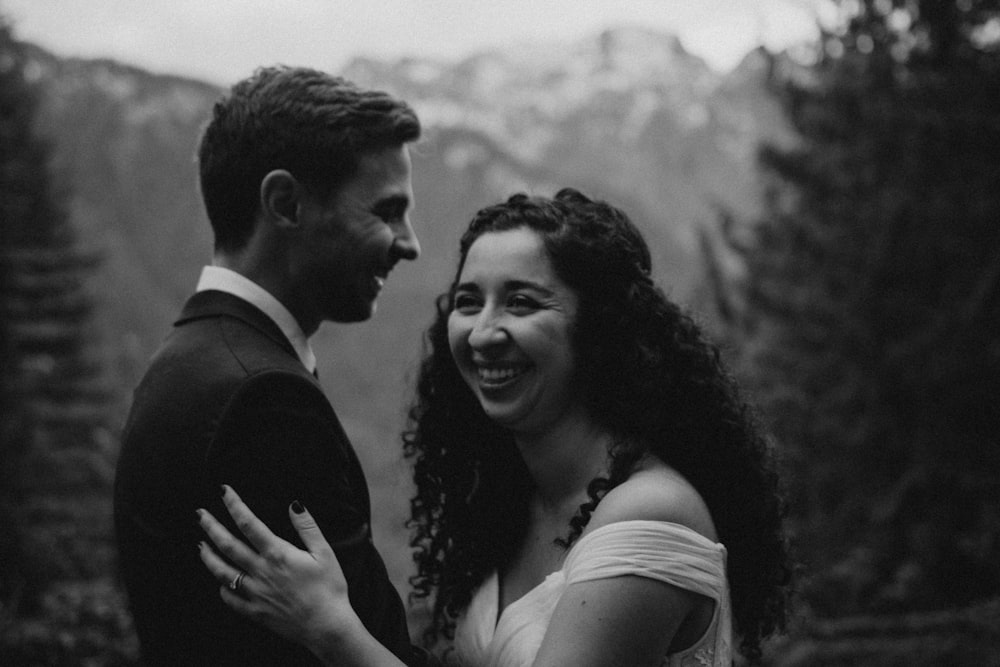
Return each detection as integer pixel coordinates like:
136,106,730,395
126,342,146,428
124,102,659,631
197,506,260,571
200,541,269,604
219,583,258,616
221,484,291,555
198,540,241,586
287,500,335,559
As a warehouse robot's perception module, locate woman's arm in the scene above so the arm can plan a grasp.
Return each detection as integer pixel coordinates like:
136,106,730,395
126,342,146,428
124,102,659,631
529,466,718,666
532,574,698,666
197,485,407,667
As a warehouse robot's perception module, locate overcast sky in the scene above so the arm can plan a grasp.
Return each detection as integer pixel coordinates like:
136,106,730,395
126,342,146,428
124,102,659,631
2,0,828,85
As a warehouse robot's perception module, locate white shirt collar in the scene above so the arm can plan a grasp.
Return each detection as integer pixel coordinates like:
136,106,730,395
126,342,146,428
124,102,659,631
195,265,317,374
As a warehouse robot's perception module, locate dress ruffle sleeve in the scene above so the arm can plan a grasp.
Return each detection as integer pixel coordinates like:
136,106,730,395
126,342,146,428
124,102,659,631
563,520,732,667
452,520,732,667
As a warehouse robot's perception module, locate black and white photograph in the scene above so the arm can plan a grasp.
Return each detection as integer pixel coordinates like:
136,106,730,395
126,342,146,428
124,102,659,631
1,1,998,664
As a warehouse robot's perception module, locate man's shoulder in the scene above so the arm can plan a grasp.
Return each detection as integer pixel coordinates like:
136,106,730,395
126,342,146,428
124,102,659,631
152,302,307,378
125,304,322,439
142,331,321,419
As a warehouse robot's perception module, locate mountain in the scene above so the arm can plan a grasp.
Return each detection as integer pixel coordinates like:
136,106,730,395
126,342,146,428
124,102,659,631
21,29,788,599
343,29,790,290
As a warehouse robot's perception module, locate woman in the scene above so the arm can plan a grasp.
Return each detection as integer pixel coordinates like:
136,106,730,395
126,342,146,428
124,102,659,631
198,188,790,665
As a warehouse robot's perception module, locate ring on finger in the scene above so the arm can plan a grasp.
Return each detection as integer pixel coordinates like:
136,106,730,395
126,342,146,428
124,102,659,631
228,571,246,593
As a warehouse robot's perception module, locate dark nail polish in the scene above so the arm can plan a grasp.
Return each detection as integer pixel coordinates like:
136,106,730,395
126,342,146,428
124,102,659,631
219,484,227,497
290,500,304,514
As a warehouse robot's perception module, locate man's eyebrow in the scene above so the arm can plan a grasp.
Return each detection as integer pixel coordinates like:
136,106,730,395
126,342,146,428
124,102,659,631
372,194,410,215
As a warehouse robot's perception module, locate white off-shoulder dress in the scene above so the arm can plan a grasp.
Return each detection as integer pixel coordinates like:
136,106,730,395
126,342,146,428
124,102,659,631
452,520,732,667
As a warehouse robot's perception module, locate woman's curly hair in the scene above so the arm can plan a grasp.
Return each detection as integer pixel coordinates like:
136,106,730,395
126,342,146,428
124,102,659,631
404,188,790,662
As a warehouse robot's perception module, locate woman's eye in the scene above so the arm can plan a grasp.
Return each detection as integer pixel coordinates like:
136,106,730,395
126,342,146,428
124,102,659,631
453,294,481,312
507,294,538,311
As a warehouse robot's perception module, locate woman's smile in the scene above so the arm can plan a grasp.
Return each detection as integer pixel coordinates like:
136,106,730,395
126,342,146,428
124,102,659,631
476,362,532,387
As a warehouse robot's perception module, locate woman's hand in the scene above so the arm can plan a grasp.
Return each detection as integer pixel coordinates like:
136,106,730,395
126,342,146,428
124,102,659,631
196,485,361,654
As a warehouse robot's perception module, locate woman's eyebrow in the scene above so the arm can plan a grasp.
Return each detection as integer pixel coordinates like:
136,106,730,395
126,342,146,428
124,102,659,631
506,279,554,294
454,279,554,295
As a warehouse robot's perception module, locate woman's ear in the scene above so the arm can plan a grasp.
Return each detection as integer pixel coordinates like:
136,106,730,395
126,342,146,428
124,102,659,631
260,170,300,229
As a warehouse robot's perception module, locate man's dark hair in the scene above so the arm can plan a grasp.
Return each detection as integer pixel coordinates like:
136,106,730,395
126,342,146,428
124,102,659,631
197,66,421,252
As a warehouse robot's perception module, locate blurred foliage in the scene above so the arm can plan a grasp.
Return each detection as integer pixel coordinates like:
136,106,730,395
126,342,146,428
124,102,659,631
0,15,132,664
703,0,1000,653
767,596,1000,666
0,579,138,666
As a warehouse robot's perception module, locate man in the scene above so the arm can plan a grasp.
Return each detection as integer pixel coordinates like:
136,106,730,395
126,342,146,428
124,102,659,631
113,66,428,665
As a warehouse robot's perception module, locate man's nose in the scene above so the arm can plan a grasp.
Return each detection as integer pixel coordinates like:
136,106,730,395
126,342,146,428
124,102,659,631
391,219,421,262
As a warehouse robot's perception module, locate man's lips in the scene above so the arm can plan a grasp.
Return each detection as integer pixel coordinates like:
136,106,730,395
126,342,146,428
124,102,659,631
372,266,391,292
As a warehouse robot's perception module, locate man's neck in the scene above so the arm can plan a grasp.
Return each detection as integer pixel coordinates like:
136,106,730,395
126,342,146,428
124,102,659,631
212,248,318,337
198,264,318,372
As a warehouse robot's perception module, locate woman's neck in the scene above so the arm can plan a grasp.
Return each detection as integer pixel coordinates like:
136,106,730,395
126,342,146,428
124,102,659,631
514,412,611,514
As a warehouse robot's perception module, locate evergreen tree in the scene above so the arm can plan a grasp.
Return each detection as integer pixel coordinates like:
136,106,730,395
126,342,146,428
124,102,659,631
0,15,134,662
709,0,1000,623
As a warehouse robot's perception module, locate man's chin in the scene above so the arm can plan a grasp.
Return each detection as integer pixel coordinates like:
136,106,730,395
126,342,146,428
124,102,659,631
328,300,377,324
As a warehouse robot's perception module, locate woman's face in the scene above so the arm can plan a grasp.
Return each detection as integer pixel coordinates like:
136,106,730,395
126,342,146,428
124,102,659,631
448,227,582,435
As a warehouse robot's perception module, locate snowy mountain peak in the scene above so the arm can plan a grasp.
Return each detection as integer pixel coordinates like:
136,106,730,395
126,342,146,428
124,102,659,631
341,28,728,162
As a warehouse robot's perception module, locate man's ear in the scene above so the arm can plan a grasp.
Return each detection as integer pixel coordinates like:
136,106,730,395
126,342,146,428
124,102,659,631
260,170,301,229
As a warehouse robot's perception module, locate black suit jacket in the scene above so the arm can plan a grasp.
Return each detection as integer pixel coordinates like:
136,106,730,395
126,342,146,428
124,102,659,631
114,290,423,665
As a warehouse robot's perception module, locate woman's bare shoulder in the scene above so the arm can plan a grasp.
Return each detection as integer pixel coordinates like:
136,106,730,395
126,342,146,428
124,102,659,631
587,459,718,542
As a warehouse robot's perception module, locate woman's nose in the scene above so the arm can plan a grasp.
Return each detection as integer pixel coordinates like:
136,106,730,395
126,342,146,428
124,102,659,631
468,312,508,349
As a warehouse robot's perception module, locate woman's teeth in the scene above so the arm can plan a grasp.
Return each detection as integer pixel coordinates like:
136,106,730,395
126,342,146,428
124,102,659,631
478,365,526,383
